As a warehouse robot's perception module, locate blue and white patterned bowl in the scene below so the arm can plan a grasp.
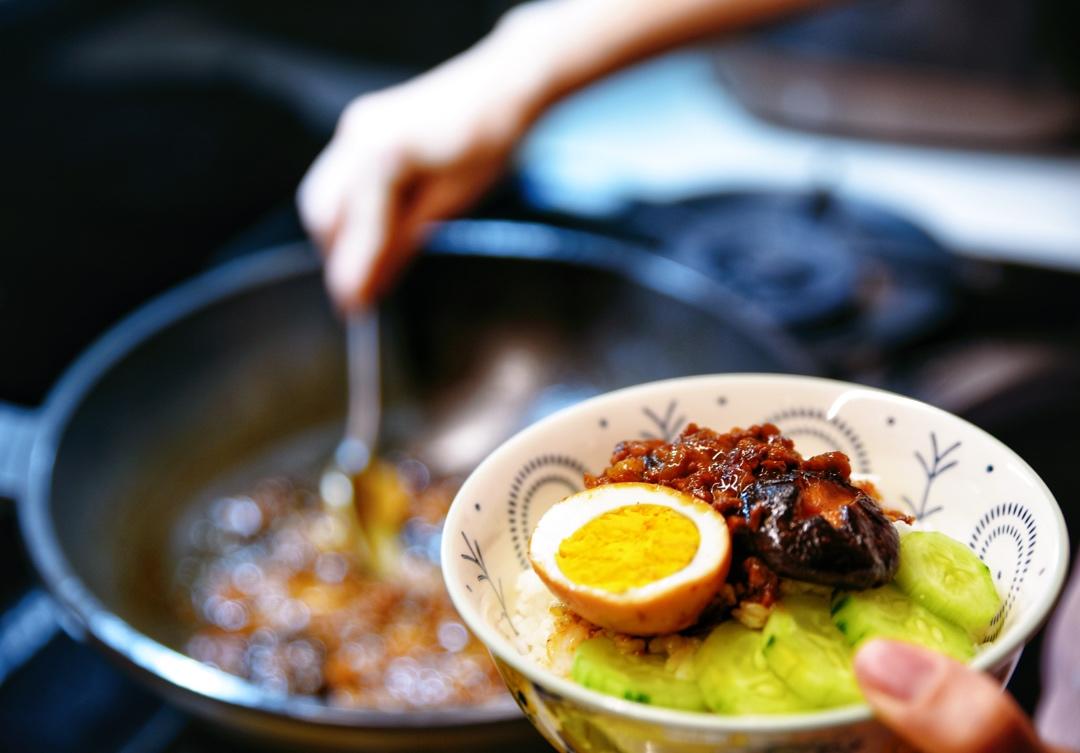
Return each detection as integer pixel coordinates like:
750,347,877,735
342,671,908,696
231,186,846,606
442,374,1070,753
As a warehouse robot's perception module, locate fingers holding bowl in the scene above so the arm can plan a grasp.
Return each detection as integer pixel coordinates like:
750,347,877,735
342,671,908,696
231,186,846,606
854,639,1048,753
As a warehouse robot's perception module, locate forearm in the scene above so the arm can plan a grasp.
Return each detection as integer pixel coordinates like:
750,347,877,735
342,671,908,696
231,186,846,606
486,0,827,122
302,0,829,308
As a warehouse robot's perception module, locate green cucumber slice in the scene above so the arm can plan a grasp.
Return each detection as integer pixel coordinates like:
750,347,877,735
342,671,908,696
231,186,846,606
572,637,706,711
894,531,1001,640
695,621,814,714
831,584,975,661
762,595,863,707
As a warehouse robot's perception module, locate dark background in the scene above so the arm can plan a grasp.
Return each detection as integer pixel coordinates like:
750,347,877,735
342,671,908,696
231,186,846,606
1,0,522,406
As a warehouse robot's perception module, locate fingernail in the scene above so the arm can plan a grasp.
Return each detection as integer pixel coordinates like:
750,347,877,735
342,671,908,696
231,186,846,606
854,640,940,702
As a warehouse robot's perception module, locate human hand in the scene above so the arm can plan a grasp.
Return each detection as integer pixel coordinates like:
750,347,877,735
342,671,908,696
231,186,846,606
297,0,830,311
297,19,544,310
854,639,1070,753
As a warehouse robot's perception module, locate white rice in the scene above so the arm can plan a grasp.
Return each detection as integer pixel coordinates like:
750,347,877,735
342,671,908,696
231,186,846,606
510,569,704,678
512,569,560,668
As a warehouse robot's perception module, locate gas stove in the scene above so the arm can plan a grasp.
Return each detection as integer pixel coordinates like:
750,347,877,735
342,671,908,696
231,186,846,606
3,185,1080,752
614,190,957,371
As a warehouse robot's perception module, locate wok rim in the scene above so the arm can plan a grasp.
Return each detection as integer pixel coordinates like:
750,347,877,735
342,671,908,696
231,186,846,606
16,221,815,729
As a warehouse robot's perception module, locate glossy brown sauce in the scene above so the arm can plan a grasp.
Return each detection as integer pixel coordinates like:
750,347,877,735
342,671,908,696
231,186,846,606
796,475,859,529
175,471,506,708
586,423,853,531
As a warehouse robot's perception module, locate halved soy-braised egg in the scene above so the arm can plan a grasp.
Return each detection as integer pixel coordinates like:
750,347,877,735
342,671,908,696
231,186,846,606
528,483,731,635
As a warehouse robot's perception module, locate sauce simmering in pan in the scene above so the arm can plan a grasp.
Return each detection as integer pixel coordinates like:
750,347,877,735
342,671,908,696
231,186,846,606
174,464,505,709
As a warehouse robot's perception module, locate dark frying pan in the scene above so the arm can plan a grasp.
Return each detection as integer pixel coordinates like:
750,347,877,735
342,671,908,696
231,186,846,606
0,220,815,749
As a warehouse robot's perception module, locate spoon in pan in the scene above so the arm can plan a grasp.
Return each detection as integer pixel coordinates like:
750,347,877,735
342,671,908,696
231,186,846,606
339,310,380,475
320,310,405,575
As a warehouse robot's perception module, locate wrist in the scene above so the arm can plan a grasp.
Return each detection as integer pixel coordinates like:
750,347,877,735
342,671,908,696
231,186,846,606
482,1,578,127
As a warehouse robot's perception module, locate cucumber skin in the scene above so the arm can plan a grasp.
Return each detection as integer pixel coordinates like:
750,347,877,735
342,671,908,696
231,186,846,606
696,621,814,715
894,531,1001,640
762,596,863,708
572,637,707,711
832,585,976,661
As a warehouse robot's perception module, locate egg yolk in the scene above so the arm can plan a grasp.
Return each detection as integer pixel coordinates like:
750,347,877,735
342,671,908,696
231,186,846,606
554,504,700,593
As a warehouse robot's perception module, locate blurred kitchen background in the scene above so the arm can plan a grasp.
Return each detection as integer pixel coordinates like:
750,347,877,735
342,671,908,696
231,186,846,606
2,0,1079,751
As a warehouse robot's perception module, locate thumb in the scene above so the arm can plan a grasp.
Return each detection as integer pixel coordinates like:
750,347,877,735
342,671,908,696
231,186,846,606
854,639,1045,753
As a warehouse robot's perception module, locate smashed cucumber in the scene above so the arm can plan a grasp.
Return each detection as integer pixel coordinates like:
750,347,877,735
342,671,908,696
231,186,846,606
572,636,706,711
695,621,814,714
894,531,1001,640
831,584,975,661
761,595,863,707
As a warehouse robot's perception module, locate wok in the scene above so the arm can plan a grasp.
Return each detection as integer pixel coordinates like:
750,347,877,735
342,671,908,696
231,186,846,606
0,219,814,749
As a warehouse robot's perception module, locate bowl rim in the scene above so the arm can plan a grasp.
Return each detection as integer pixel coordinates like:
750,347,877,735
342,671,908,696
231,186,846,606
443,373,1071,733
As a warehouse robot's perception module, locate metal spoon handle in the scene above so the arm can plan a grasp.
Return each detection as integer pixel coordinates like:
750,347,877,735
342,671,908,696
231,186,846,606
340,310,380,472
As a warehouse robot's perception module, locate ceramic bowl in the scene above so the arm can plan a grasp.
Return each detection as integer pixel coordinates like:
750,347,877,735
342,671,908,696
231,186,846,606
442,374,1070,753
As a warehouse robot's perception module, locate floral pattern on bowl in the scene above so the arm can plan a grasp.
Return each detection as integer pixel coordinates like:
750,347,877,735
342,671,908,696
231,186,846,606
443,375,1069,753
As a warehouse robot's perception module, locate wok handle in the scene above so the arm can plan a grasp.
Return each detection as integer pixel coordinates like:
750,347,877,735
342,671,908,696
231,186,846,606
0,402,38,502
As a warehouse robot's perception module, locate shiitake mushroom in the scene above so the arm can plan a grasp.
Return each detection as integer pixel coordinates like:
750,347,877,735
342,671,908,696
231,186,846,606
740,471,900,589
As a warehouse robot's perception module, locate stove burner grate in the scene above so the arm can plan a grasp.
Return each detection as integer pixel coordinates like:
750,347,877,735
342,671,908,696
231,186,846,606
620,191,957,361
